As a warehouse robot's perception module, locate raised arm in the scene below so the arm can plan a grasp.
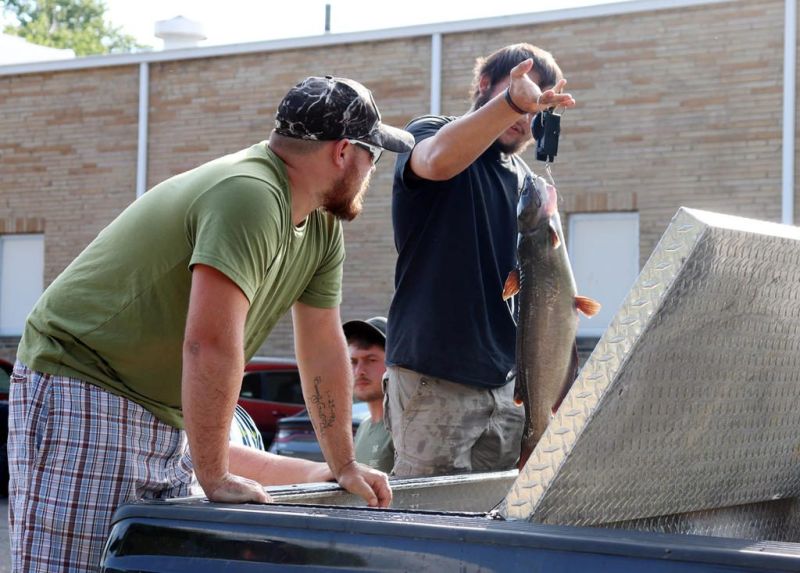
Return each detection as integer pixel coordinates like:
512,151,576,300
292,301,392,507
410,58,574,181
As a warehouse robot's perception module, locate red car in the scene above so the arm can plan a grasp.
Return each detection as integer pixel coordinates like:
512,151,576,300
0,357,302,446
238,357,305,447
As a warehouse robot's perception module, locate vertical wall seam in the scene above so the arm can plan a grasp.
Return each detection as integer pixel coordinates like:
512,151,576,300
783,0,796,225
430,33,442,116
136,62,149,199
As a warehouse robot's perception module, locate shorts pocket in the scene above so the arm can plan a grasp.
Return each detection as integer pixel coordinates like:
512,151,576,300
402,375,436,413
398,375,438,437
11,361,28,383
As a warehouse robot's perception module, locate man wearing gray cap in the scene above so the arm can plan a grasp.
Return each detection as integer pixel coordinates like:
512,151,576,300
343,316,394,473
9,75,413,572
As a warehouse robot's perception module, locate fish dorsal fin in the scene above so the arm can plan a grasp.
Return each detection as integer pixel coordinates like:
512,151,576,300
575,295,601,317
503,268,520,301
549,222,561,249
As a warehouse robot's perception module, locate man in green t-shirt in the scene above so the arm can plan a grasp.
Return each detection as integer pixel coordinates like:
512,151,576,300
344,316,394,474
9,75,413,573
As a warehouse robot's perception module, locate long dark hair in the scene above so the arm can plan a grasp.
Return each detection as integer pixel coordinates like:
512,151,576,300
470,43,563,105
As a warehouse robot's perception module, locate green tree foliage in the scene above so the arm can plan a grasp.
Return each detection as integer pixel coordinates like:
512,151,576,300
1,0,147,55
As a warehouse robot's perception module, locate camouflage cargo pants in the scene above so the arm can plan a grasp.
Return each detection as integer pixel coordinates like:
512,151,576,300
385,366,524,477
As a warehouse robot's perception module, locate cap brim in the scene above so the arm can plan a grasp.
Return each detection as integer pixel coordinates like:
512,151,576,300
365,123,415,154
343,320,387,342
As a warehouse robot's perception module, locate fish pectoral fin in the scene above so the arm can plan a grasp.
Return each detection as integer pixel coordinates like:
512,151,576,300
513,384,525,407
502,268,520,300
575,295,602,317
549,222,561,249
507,367,525,405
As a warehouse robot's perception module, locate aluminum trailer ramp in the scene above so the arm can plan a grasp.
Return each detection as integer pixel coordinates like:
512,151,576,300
499,207,800,541
261,207,800,540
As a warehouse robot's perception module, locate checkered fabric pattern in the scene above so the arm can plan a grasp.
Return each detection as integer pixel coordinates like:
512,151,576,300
230,404,265,451
8,362,196,573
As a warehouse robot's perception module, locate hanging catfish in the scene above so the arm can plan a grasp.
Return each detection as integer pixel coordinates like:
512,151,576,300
503,174,601,468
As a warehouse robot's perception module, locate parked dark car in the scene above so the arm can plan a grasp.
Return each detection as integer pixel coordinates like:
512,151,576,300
0,357,11,400
237,357,305,448
269,401,370,462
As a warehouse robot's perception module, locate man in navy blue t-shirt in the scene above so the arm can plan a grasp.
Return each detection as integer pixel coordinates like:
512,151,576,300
385,43,576,477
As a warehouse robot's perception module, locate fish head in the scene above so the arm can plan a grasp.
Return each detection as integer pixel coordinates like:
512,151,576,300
518,174,558,234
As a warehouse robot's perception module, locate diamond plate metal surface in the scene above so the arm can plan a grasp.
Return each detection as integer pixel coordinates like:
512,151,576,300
606,498,800,541
499,208,800,539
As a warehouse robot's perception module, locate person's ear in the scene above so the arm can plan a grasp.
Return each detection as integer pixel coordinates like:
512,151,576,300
478,74,491,97
331,139,349,169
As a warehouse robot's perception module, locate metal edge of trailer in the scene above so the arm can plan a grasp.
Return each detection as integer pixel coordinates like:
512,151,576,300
122,470,518,512
500,207,800,538
263,469,518,510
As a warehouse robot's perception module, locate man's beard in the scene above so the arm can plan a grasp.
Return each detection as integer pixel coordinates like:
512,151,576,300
496,134,530,156
354,382,383,403
321,165,372,221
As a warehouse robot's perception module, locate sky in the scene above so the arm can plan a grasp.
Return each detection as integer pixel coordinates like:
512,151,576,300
103,0,619,48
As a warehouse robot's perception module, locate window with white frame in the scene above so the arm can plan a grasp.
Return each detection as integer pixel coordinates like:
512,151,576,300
0,234,44,336
567,213,639,338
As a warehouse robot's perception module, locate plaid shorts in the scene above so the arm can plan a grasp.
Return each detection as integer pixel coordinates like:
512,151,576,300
8,362,196,573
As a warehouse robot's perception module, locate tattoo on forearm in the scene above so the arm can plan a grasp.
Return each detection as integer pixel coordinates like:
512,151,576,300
310,376,336,433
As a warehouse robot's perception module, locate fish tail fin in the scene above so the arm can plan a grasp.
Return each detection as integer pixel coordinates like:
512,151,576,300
518,444,534,470
575,295,602,317
518,430,536,469
503,268,520,300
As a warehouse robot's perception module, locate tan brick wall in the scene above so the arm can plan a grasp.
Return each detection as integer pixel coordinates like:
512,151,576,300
442,1,784,264
145,38,431,355
0,66,140,284
0,0,792,361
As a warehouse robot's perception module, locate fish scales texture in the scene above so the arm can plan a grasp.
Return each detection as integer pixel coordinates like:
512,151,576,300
512,175,587,467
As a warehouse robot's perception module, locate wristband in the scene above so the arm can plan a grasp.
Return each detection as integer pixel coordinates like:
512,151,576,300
504,88,526,114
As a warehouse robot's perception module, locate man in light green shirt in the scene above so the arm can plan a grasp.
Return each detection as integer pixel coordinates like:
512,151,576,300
344,316,394,474
10,76,413,573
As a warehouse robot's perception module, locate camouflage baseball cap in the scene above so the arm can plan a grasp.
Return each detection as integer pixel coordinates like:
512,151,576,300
275,76,414,153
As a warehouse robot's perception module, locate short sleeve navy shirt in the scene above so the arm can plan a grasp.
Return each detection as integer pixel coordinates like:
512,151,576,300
386,115,525,388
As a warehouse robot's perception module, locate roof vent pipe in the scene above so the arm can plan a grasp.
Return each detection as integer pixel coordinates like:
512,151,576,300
154,16,206,50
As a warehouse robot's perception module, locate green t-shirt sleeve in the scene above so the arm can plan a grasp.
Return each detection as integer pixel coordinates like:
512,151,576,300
298,216,344,308
185,176,282,302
